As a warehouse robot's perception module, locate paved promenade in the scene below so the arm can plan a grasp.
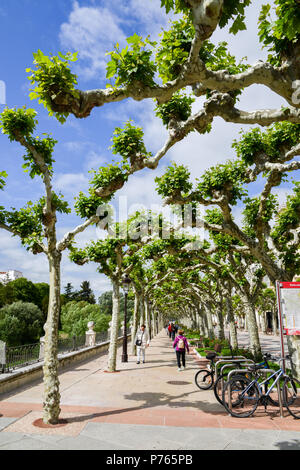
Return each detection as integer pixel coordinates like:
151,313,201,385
0,330,299,450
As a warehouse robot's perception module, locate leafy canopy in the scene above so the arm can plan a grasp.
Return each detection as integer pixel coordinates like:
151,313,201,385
26,50,79,123
106,34,157,88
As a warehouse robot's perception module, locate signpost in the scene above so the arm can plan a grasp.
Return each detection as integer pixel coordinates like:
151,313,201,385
276,281,300,372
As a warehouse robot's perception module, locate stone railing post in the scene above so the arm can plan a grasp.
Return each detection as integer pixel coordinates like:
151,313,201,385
39,336,45,360
0,340,6,373
85,321,96,347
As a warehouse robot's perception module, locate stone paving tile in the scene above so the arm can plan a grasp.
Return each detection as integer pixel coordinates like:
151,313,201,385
2,411,89,437
0,436,62,450
53,435,132,451
1,330,300,451
0,417,17,431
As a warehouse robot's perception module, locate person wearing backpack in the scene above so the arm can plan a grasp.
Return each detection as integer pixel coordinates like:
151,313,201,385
173,329,189,371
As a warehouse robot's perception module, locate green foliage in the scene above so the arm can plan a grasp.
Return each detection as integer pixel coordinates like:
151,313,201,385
0,107,37,140
60,301,110,337
74,190,109,219
271,182,300,274
196,159,248,205
74,281,96,304
5,202,43,241
110,121,151,161
155,163,192,198
156,17,194,82
155,92,195,126
258,0,300,65
233,122,300,164
243,194,279,231
219,0,251,34
0,301,44,346
160,0,189,14
89,163,129,190
0,171,7,190
22,135,57,178
160,0,251,34
156,17,249,84
106,34,157,88
27,50,79,123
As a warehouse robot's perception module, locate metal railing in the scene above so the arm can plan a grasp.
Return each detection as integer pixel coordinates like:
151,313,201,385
3,343,40,373
1,328,124,373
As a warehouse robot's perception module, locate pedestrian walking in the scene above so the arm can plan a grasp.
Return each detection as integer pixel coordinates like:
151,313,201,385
173,329,189,371
135,324,150,364
168,322,172,338
171,323,176,341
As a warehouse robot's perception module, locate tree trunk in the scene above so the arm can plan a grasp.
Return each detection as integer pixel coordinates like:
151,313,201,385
243,297,262,359
131,291,140,355
107,279,120,372
287,336,300,380
261,311,267,334
226,297,238,350
144,297,151,338
140,293,145,325
216,309,225,340
42,251,61,424
204,304,215,339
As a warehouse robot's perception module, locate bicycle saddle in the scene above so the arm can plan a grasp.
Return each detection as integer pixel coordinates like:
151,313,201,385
249,363,265,372
206,352,218,361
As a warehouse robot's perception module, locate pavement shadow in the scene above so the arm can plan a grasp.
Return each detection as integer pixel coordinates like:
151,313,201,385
274,439,300,450
63,388,225,425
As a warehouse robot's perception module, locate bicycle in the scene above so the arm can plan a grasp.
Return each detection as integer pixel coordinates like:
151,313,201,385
222,355,300,418
194,351,218,390
195,351,247,391
214,353,278,406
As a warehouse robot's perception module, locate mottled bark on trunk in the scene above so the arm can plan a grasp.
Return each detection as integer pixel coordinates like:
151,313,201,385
261,312,267,334
287,336,300,380
144,298,151,338
205,306,215,339
140,293,145,325
42,251,61,424
107,280,120,372
131,292,140,355
243,299,262,359
226,297,238,350
216,309,225,341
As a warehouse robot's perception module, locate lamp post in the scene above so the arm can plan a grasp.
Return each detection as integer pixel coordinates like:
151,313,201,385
121,274,131,363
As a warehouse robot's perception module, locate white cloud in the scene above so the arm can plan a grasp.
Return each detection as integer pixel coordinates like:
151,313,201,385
59,1,126,80
53,172,89,196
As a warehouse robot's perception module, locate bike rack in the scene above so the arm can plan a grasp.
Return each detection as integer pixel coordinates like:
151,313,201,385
215,357,251,381
226,368,284,418
219,362,255,394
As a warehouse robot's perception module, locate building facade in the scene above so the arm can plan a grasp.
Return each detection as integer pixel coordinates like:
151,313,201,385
0,270,23,284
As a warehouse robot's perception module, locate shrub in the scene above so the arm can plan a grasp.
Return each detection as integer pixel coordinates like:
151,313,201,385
0,301,44,346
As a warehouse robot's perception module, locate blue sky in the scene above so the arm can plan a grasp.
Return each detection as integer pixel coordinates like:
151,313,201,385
0,0,298,299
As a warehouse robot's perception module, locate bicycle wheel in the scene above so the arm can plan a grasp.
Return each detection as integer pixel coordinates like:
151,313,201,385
222,375,260,418
213,373,226,405
282,377,300,419
214,372,248,406
195,369,214,390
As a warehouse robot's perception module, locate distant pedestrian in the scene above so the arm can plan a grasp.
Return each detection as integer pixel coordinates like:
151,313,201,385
168,322,172,338
173,329,189,371
171,323,176,341
135,324,150,364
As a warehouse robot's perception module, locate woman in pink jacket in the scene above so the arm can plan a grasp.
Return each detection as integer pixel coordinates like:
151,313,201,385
173,329,189,371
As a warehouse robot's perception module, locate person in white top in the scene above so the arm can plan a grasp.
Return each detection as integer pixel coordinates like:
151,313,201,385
135,324,150,364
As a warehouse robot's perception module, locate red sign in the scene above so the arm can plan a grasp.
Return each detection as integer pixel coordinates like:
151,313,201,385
280,282,300,289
